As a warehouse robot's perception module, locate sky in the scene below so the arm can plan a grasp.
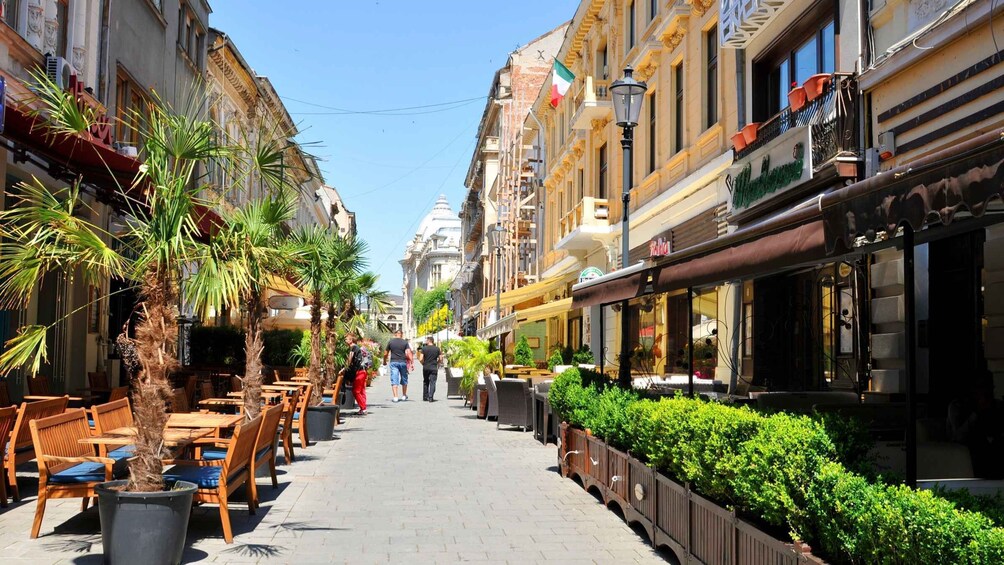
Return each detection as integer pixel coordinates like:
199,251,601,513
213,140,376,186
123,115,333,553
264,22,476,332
210,1,580,294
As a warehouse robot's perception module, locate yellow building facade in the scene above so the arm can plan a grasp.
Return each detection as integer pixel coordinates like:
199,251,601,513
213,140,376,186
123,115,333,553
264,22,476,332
522,0,737,372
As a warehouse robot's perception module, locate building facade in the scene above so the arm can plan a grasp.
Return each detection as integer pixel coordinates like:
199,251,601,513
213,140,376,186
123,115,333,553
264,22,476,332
402,195,463,338
457,24,567,340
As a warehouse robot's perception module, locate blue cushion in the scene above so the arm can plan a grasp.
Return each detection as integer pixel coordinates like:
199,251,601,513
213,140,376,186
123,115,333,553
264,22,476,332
4,442,33,456
201,447,227,461
321,396,333,404
163,465,224,489
254,446,271,460
49,461,109,484
87,418,95,428
108,445,135,460
292,412,300,421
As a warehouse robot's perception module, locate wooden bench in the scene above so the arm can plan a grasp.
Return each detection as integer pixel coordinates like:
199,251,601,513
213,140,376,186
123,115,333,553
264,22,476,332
5,396,69,502
29,409,121,538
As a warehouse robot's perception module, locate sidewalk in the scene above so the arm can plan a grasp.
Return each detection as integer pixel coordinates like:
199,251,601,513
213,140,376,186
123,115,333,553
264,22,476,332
0,374,668,564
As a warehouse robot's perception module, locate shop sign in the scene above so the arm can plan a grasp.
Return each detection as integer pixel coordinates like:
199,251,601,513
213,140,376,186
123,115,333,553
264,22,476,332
727,127,812,212
649,236,670,258
578,266,604,283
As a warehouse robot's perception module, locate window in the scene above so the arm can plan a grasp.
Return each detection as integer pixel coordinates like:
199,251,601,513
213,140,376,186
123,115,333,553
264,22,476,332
178,2,205,68
628,1,636,50
3,0,19,30
753,16,835,120
598,144,608,199
431,264,443,286
705,25,718,129
674,63,684,152
577,168,584,203
596,42,609,80
115,69,149,146
648,91,657,174
649,0,658,21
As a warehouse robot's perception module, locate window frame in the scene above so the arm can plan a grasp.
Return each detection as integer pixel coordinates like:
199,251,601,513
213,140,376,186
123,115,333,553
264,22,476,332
597,144,608,200
674,62,685,153
115,68,150,147
627,1,636,51
648,90,657,175
705,24,719,130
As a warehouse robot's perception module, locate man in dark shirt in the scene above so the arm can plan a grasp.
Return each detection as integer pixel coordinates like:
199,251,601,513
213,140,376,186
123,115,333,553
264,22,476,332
419,337,442,402
384,330,412,402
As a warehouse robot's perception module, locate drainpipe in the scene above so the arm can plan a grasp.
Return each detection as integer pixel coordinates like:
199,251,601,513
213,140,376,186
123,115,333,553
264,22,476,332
735,49,746,128
731,49,747,393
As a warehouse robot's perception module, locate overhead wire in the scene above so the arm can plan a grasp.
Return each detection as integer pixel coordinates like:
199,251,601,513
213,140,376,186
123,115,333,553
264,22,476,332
281,95,486,116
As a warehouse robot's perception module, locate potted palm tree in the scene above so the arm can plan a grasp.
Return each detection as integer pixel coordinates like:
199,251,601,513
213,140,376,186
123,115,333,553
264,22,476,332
0,76,251,562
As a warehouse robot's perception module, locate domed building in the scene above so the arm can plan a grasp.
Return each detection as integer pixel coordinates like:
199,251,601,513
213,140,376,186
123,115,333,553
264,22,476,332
400,195,462,337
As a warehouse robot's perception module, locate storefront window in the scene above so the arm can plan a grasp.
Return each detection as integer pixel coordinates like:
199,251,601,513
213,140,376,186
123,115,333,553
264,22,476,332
628,294,666,374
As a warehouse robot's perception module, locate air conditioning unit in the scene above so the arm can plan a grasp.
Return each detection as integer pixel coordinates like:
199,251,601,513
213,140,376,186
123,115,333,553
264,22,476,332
45,55,73,89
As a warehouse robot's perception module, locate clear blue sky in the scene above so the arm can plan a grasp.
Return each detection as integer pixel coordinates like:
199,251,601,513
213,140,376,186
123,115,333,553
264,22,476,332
210,1,579,294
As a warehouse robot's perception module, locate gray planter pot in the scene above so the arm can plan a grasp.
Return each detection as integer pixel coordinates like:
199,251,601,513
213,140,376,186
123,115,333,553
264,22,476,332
96,479,196,565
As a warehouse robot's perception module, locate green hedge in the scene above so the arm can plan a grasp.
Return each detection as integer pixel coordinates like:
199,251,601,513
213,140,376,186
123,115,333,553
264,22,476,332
262,329,304,367
549,368,1004,564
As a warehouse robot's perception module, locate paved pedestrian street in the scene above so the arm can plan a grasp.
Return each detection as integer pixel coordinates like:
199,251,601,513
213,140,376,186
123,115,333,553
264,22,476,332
0,375,668,564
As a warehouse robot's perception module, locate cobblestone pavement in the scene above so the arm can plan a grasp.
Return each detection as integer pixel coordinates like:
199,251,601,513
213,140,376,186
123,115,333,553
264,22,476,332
0,373,668,564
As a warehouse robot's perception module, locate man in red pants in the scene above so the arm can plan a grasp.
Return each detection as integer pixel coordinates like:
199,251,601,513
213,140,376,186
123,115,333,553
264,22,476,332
341,334,368,415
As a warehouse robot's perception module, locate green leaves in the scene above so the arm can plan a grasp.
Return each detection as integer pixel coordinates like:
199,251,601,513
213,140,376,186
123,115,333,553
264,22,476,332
514,335,534,367
0,325,48,377
442,337,501,393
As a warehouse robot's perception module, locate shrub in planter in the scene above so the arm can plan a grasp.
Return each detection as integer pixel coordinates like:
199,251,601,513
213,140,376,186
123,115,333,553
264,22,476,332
263,329,305,368
579,385,637,451
514,335,535,367
547,348,564,372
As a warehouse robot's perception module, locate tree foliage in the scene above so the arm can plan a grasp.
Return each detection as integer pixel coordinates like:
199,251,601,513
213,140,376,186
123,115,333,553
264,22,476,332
412,282,450,325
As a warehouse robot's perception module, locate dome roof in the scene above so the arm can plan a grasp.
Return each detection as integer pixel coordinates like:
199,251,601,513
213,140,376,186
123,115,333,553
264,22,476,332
416,194,460,241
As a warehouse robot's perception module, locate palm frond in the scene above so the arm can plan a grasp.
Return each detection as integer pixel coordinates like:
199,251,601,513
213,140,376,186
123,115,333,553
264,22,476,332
26,67,96,136
0,325,48,376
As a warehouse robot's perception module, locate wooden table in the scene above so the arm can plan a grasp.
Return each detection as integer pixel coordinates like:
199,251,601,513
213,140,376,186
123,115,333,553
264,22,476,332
226,391,283,403
81,426,215,448
24,395,85,402
272,380,308,387
167,413,243,429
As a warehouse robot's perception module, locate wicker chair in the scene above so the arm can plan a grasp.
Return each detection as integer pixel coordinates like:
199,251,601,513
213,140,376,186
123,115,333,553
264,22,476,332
483,375,500,421
445,369,463,399
496,379,533,431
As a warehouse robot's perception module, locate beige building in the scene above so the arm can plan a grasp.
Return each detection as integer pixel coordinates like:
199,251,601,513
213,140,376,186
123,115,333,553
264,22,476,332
522,0,737,368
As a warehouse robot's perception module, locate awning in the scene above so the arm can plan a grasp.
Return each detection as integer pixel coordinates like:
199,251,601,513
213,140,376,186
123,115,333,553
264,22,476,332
821,128,1004,251
480,275,570,312
516,297,573,324
2,102,223,237
571,262,654,309
477,313,516,340
265,274,308,299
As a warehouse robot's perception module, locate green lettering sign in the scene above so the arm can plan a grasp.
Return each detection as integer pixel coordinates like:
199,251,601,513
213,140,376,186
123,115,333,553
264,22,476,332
731,143,805,210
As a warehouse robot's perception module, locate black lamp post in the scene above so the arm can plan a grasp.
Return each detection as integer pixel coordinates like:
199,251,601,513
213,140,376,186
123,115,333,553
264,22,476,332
489,223,506,349
610,66,647,389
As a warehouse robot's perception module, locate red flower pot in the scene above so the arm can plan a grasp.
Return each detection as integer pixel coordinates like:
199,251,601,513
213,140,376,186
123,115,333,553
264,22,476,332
803,73,831,101
730,131,747,151
788,87,807,112
741,122,760,144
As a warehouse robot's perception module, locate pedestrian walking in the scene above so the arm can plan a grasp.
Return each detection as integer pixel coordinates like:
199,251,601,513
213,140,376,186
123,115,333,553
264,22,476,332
419,336,442,402
341,334,368,415
384,330,413,402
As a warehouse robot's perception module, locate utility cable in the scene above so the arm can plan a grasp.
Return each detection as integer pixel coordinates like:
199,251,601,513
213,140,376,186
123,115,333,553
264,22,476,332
281,95,486,116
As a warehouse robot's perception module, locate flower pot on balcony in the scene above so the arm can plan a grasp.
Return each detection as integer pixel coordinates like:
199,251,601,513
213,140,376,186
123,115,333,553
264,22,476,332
741,122,761,144
803,73,832,101
730,131,747,151
788,87,807,112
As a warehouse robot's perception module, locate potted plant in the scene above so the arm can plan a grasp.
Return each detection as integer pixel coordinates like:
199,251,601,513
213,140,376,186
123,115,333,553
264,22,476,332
788,83,807,112
741,122,761,144
513,335,535,367
803,73,831,101
730,131,748,151
444,336,501,398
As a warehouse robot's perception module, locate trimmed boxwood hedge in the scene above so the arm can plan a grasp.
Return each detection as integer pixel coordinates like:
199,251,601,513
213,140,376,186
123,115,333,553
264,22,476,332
549,368,1004,564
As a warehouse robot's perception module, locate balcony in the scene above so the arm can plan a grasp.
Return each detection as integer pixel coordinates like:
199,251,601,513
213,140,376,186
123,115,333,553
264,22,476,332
555,197,611,251
729,74,859,214
570,76,612,130
720,0,793,48
482,135,499,154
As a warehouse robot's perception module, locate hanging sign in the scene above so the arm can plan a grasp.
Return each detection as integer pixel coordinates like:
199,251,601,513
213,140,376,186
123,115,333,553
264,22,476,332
726,126,812,212
578,266,604,283
649,236,670,258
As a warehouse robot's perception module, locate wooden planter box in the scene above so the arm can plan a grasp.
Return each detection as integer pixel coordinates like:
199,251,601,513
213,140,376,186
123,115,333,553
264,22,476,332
585,434,608,498
477,390,489,419
627,455,656,539
606,445,630,506
556,432,826,564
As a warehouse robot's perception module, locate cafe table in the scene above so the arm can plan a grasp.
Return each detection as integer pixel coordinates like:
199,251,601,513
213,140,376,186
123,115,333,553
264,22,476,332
80,426,215,449
24,394,85,402
227,391,283,403
271,380,308,387
167,413,243,429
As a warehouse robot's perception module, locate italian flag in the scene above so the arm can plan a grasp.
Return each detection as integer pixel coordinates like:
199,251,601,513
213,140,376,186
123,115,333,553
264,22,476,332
550,60,574,108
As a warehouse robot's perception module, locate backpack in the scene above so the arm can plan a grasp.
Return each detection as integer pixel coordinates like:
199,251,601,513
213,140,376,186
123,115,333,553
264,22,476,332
357,345,373,371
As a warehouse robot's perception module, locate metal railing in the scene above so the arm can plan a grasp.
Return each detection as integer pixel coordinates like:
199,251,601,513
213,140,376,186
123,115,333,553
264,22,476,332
736,73,858,167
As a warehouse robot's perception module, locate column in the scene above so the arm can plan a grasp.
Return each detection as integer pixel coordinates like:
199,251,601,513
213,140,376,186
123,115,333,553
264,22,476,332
43,0,57,56
70,0,87,76
25,0,43,51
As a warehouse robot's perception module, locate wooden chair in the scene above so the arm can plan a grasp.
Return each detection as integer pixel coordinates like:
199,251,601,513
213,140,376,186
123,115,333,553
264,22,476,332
0,405,17,508
230,375,243,393
107,386,129,402
200,381,215,402
163,414,263,543
86,371,111,393
90,398,135,458
290,384,313,449
5,396,69,502
27,375,52,396
278,389,299,463
29,408,123,538
196,405,284,510
324,373,345,424
169,388,190,413
183,374,198,410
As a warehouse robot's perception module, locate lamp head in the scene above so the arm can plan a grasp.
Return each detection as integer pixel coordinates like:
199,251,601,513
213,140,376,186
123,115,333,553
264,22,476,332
611,66,648,128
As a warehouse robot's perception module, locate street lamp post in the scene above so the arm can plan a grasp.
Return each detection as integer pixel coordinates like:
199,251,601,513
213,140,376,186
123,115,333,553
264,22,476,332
610,66,648,389
490,223,505,350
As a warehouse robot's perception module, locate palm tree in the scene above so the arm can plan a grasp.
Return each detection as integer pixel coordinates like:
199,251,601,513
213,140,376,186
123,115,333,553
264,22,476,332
443,336,502,396
290,228,366,404
321,271,388,386
0,83,237,492
191,194,296,419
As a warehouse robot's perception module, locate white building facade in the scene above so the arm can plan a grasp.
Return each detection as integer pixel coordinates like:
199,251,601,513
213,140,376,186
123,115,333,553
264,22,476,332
400,195,463,338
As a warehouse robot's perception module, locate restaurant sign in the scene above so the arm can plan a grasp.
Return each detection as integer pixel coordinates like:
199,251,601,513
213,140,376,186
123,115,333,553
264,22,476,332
649,236,670,258
727,126,812,212
578,266,604,283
